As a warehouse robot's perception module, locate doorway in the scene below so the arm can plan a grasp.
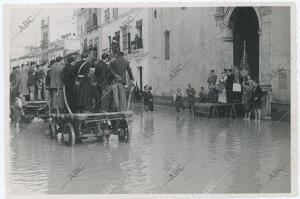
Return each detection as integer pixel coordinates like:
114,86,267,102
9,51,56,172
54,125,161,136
230,7,259,82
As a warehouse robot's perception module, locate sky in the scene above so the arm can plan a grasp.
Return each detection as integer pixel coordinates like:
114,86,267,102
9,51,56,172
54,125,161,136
9,7,77,58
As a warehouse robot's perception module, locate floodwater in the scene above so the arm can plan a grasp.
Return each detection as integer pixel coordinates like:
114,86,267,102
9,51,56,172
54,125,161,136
9,104,290,194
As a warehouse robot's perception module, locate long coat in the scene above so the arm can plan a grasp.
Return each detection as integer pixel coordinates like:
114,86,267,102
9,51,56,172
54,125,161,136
49,62,64,89
19,67,29,95
49,62,65,109
73,60,92,108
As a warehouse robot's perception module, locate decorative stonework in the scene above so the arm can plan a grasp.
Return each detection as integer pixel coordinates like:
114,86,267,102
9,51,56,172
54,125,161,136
261,6,272,16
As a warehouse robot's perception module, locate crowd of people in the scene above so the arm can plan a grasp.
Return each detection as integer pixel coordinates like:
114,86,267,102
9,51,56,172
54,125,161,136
11,51,264,123
10,47,135,119
172,68,263,121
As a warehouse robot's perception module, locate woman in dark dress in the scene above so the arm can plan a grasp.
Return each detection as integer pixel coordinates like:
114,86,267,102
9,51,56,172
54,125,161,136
251,80,263,121
73,52,92,113
149,86,153,111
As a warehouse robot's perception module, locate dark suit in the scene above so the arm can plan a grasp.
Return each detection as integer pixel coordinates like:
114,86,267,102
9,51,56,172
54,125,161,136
251,85,263,109
73,60,92,112
225,73,234,103
94,60,113,111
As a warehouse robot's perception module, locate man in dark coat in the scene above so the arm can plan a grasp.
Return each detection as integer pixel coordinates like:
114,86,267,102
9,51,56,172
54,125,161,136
94,53,115,112
225,69,234,103
63,56,75,112
73,51,93,113
109,51,134,112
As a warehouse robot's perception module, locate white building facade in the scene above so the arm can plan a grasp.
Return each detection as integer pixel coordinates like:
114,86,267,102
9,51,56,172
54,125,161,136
100,8,150,90
75,8,150,90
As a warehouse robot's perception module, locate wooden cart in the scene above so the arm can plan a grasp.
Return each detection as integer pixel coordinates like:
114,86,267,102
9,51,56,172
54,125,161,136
48,86,134,146
23,100,49,122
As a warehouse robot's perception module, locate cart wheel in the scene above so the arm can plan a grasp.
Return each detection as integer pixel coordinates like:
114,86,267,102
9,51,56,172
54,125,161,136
64,122,76,146
118,120,131,143
49,121,56,139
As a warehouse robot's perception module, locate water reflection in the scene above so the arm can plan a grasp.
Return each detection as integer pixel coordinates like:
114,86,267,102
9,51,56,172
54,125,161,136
9,105,290,194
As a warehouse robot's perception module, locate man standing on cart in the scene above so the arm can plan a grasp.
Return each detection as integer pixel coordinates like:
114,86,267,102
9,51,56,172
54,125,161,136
109,49,134,112
94,53,114,112
49,56,65,113
73,51,93,113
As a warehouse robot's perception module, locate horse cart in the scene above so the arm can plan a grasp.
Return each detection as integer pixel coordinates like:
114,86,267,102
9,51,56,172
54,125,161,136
48,86,134,146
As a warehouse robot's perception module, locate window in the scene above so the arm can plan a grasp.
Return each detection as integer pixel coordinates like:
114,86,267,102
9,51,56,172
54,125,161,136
122,28,128,50
136,19,143,37
104,9,110,21
108,36,111,52
115,31,120,45
113,8,118,18
164,30,170,60
95,37,99,47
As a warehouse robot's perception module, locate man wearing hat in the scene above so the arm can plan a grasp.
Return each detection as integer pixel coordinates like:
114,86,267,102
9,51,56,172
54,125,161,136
207,69,217,102
73,51,93,113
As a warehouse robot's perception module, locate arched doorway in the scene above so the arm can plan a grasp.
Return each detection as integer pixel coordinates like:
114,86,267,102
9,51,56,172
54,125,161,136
229,7,259,82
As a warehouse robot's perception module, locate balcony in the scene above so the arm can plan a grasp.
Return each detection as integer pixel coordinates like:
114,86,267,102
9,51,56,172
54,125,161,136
130,37,143,53
87,14,98,32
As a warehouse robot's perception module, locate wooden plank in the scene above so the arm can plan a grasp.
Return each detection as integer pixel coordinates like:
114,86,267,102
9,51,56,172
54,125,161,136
49,111,134,120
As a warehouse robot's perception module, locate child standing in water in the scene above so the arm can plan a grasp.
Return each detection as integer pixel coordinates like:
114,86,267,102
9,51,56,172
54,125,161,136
12,92,24,132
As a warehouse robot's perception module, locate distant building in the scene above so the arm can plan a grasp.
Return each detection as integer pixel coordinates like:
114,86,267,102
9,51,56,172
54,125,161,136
10,58,20,70
40,15,77,63
74,8,101,59
16,46,42,66
75,8,150,89
48,38,80,61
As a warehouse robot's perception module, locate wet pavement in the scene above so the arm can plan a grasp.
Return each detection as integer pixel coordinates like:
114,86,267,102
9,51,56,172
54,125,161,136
9,104,290,194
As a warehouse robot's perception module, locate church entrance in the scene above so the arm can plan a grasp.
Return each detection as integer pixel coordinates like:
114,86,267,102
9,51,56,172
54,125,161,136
229,7,259,82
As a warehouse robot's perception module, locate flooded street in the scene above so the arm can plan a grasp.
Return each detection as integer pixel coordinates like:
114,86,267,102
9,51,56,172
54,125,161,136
9,104,290,194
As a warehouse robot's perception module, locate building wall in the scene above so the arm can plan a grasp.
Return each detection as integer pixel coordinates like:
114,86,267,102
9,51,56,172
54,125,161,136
269,7,290,103
148,7,290,104
100,8,150,88
75,8,101,58
149,7,222,96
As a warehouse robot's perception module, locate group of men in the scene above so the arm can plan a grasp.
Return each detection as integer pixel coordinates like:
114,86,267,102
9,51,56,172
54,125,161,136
205,69,235,103
10,62,48,105
48,48,134,114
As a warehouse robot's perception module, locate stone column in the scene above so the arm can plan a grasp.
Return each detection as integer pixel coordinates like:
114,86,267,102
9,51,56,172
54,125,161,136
222,27,234,68
259,7,273,119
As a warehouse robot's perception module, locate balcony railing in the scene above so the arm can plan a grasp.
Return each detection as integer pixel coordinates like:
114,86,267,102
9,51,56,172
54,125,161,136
40,40,49,47
87,15,98,32
130,37,143,53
